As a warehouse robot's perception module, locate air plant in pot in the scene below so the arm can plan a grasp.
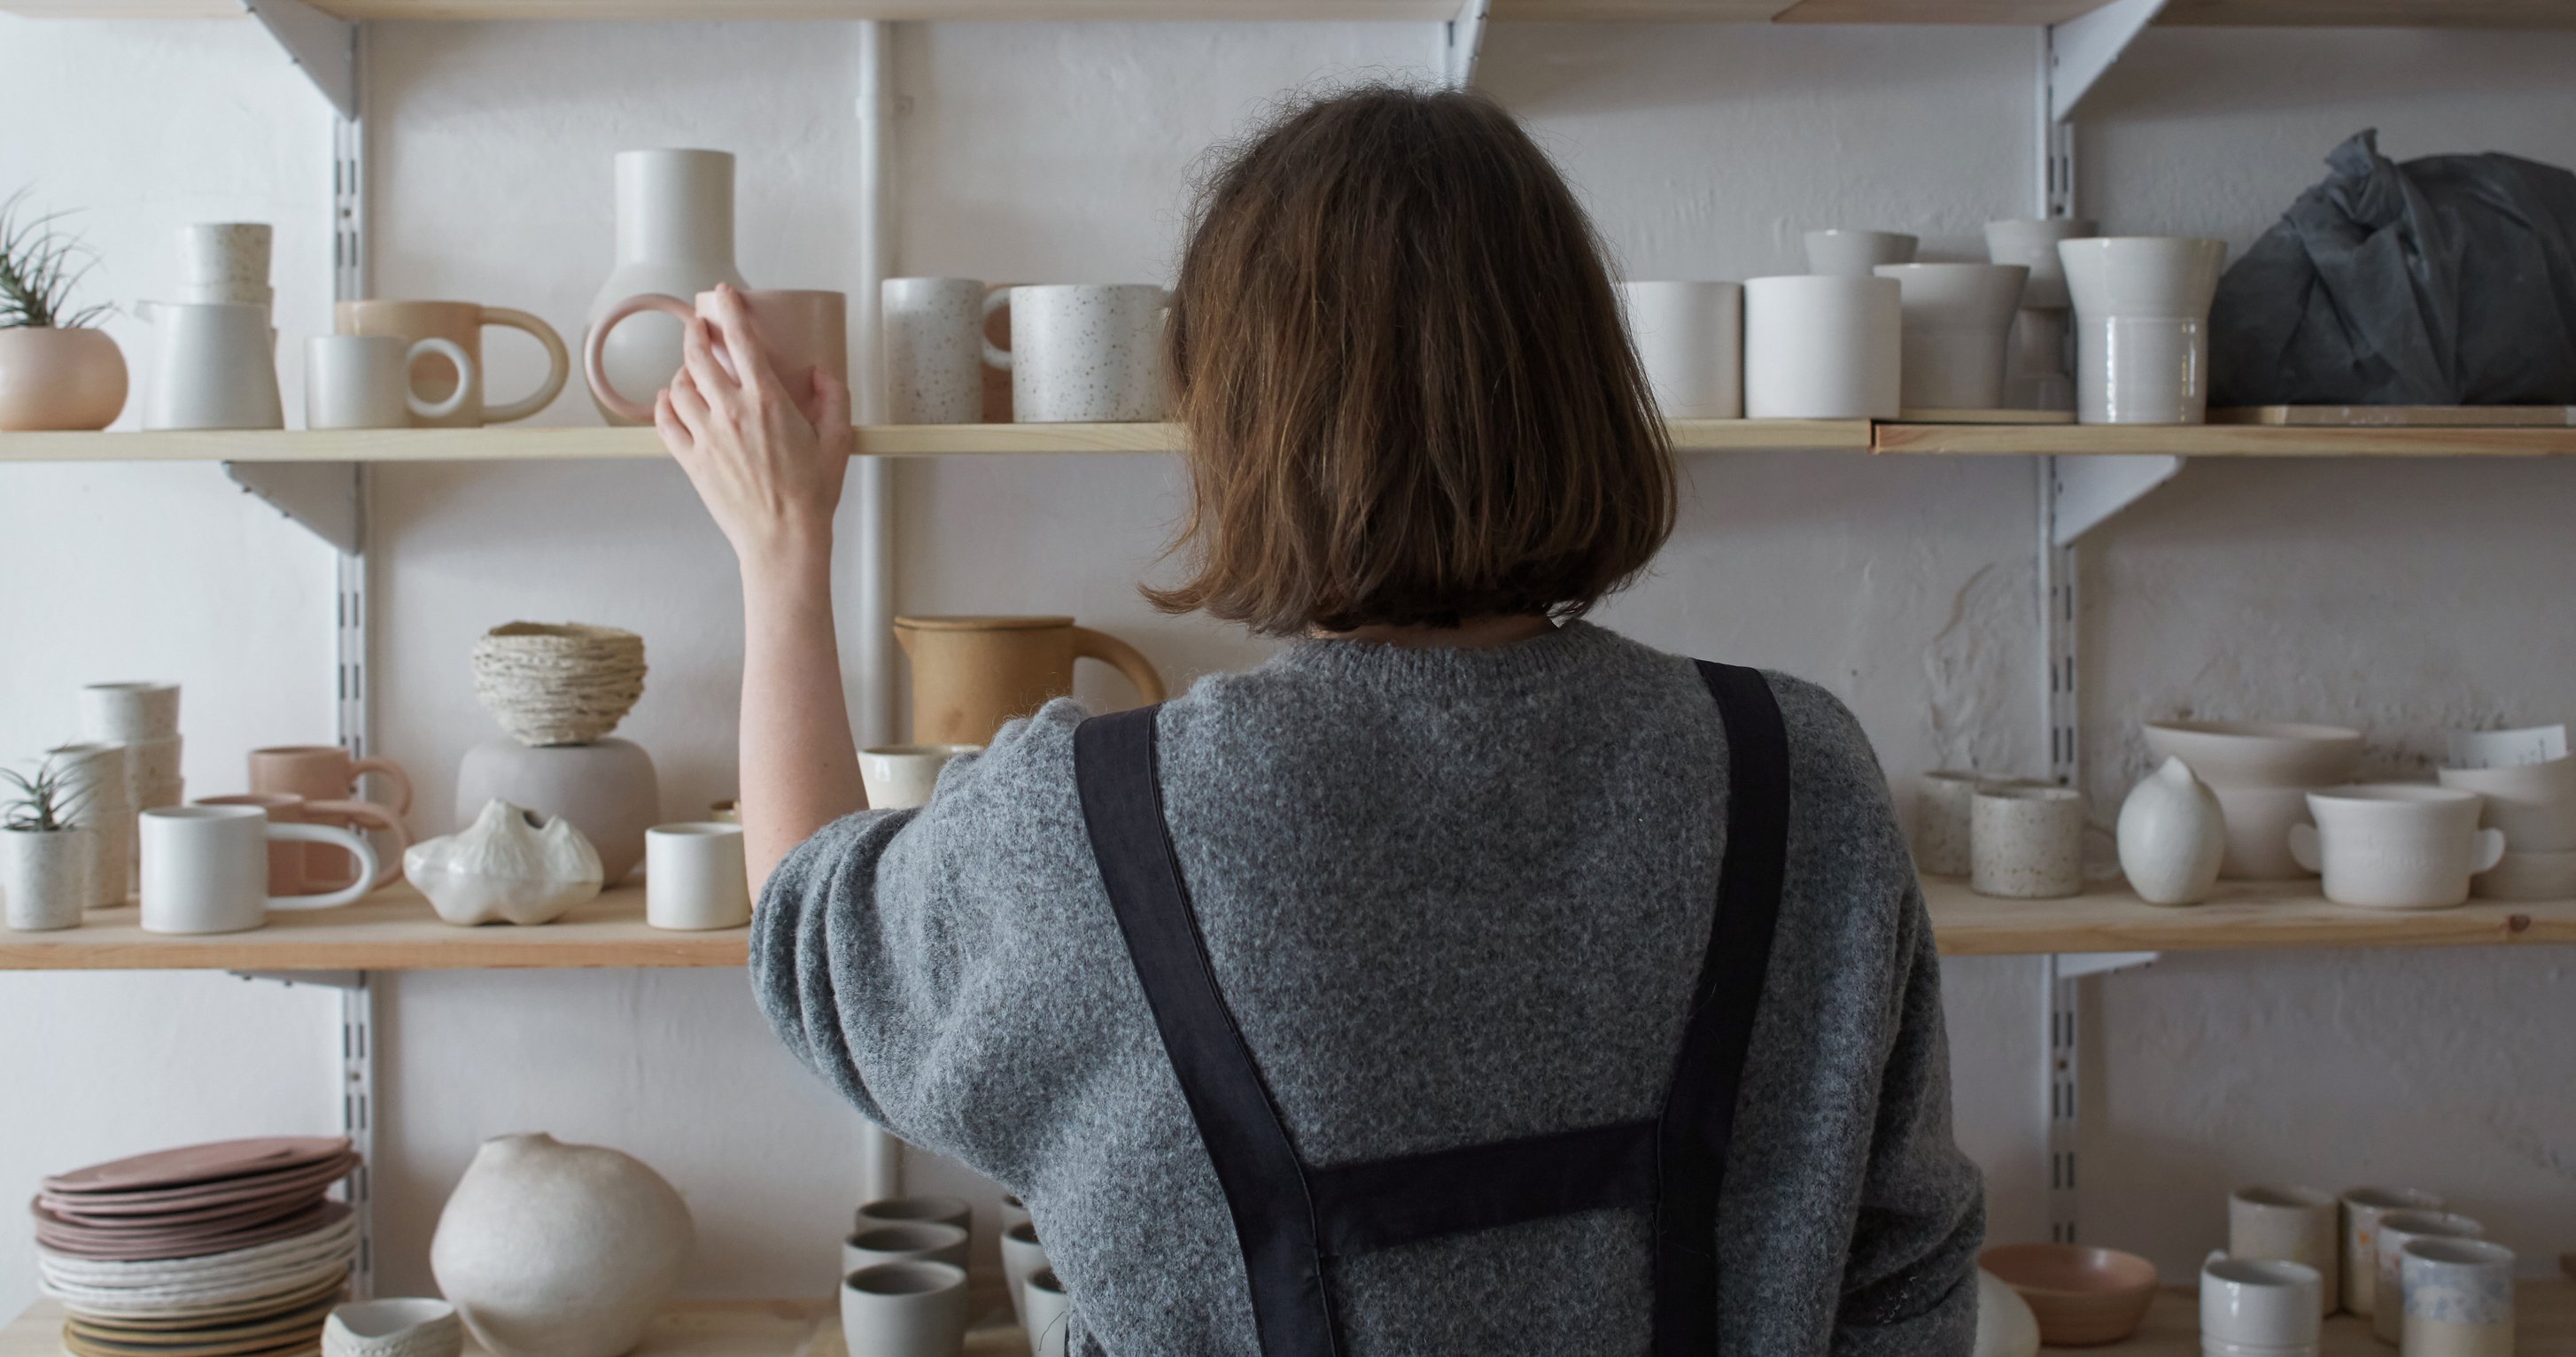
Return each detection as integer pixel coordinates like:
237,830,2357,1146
2,758,96,931
0,190,128,431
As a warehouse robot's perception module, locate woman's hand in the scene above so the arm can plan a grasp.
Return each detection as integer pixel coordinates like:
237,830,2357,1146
655,284,854,573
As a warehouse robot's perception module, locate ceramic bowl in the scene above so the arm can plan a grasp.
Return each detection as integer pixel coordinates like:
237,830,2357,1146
1980,1242,2160,1346
2295,785,2503,910
2438,755,2576,852
2141,722,2363,787
2474,849,2576,901
322,1299,464,1357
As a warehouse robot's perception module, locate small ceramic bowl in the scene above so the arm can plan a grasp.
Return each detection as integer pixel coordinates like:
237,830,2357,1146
1979,1242,2160,1346
322,1299,463,1357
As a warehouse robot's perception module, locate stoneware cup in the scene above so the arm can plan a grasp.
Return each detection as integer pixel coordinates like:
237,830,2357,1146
2,827,93,932
77,682,180,742
1024,1266,1071,1357
644,823,752,931
2372,1209,2486,1344
856,1195,974,1234
322,1298,464,1357
182,222,271,288
335,299,570,428
47,742,135,909
2228,1185,2339,1316
197,793,407,894
250,746,412,892
137,299,283,430
586,287,849,425
2198,1252,2322,1347
2438,753,2576,853
1914,771,1982,877
1983,218,2098,311
1001,1217,1050,1329
2057,236,2228,425
1970,785,2083,899
883,276,993,424
2291,785,2505,910
985,283,1169,423
841,1260,969,1357
1000,1193,1031,1236
2339,1186,2442,1316
140,805,376,935
1803,228,1916,276
860,745,982,812
1873,263,2029,411
1616,281,1743,419
2400,1237,2516,1357
306,334,473,430
1742,275,1901,420
842,1221,970,1276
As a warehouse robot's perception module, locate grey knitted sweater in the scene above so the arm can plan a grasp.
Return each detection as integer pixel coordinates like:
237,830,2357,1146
752,622,1983,1354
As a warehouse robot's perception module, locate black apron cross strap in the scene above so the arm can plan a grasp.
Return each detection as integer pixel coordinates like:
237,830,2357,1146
1073,659,1793,1357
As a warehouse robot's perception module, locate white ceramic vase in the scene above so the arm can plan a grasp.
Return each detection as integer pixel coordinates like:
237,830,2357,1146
430,1133,694,1357
2116,756,2226,905
2057,237,2227,425
1742,275,1900,420
587,150,749,426
2,827,94,931
454,739,660,886
1874,263,2028,411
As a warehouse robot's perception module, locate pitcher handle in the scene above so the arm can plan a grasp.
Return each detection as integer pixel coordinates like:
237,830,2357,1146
350,755,413,817
481,306,570,423
980,287,1013,371
1070,627,1165,706
584,293,695,424
309,797,412,891
261,823,379,911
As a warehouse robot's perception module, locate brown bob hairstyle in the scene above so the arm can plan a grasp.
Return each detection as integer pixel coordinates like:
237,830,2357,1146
1148,84,1675,636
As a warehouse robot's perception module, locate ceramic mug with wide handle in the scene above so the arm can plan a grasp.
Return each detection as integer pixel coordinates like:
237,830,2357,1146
141,805,377,935
197,793,409,893
585,288,849,425
983,284,1169,423
335,299,569,428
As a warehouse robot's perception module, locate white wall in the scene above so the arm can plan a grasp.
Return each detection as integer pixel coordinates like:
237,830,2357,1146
4,11,2573,1318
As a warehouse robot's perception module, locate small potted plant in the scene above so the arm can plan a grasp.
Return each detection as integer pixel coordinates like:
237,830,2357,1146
0,190,126,431
3,759,95,931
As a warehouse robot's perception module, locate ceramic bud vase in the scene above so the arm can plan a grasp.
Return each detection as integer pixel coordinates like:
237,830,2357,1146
587,149,749,425
2,827,95,931
430,1133,693,1357
2116,756,2226,905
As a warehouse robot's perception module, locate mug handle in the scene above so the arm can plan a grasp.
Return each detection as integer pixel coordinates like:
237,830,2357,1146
307,797,411,891
980,288,1013,371
2288,822,2322,875
2471,826,2506,874
351,756,413,817
1070,626,1166,705
481,306,571,423
261,823,379,911
583,293,695,424
405,337,475,421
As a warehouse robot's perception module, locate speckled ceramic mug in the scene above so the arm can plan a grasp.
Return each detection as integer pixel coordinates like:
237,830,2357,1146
1970,785,2083,898
882,277,995,424
2400,1237,2515,1357
985,284,1169,423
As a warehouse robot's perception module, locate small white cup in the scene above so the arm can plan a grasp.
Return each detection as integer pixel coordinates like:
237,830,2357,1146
2339,1187,2442,1315
643,823,750,931
140,804,376,934
307,334,474,430
1803,228,1916,276
883,277,994,424
78,681,181,742
842,1221,969,1276
2228,1185,2339,1317
1001,1216,1050,1330
860,745,981,812
1024,1266,1071,1357
857,1194,974,1233
1970,784,2084,899
2372,1209,2486,1344
2199,1252,2322,1347
1742,275,1901,420
841,1260,969,1357
1616,281,1743,419
2399,1237,2516,1356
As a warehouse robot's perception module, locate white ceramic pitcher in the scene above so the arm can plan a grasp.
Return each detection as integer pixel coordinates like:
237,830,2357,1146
137,299,283,430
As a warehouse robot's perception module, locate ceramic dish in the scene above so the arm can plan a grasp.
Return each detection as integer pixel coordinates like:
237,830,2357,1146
1980,1242,2160,1345
45,1139,352,1198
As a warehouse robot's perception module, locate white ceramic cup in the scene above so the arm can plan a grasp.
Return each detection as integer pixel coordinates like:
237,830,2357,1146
643,823,751,931
856,1195,974,1233
884,277,994,424
860,745,981,812
1617,281,1743,419
1001,1217,1050,1330
306,334,473,430
986,284,1168,423
322,1298,463,1357
1983,218,2098,310
1000,1192,1031,1237
2400,1237,2516,1357
78,682,180,743
2339,1187,2443,1316
182,221,272,287
2199,1252,2322,1347
1874,263,2029,411
1803,229,1916,277
842,1221,970,1276
2198,1338,2316,1357
137,299,283,430
1970,785,2083,899
2438,754,2576,853
1914,771,1981,877
2372,1209,2486,1344
841,1260,969,1357
1742,275,1900,420
2228,1185,2339,1317
2058,237,2228,425
2291,785,2505,910
1024,1266,1071,1357
140,804,376,934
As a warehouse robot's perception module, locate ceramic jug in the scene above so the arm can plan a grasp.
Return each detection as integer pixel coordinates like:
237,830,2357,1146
136,300,283,430
894,616,1165,746
430,1133,692,1357
2116,756,2227,905
587,149,749,425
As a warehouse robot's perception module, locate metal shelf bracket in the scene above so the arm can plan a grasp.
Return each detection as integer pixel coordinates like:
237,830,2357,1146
245,0,358,121
2045,950,2157,1244
225,461,364,554
1447,0,1491,89
2046,0,2169,126
2052,453,2184,547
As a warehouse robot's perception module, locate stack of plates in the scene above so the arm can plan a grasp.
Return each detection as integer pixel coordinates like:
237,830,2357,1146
35,1137,363,1356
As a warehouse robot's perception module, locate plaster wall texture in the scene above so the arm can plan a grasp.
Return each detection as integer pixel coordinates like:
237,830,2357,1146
2,12,2570,1318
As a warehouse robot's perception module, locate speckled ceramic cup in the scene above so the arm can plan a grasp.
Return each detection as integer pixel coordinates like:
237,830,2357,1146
1915,772,1980,877
1970,785,2083,898
2372,1209,2485,1344
182,222,272,287
883,277,993,424
986,284,1168,423
2339,1187,2442,1315
2229,1185,2339,1317
2400,1237,2515,1357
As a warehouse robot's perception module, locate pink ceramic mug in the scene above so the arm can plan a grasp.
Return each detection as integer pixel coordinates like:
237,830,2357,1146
583,287,848,424
247,746,412,891
196,792,407,894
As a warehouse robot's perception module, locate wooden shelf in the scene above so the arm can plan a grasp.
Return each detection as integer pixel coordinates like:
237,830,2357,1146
2037,1279,2573,1354
1873,421,2576,457
2,1299,1030,1357
1926,876,2576,958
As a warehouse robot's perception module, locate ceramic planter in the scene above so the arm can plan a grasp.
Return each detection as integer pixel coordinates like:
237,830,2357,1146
2115,756,2226,905
840,1260,968,1357
430,1133,693,1357
1970,785,2083,900
3,828,95,931
1742,275,1901,420
1616,281,1743,419
136,300,283,430
588,149,748,425
0,327,128,430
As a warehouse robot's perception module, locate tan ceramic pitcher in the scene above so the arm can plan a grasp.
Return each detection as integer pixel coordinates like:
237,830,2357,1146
894,616,1164,745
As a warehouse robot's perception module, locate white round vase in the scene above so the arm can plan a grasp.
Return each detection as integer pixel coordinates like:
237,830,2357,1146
587,149,748,426
430,1133,693,1357
2117,756,2227,906
454,739,659,886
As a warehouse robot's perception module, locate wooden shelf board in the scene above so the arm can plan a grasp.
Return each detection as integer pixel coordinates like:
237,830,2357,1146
2,1299,1030,1357
2212,404,2575,427
0,883,750,972
2038,1280,2572,1354
1927,876,2576,958
13,0,2572,23
1874,422,2576,457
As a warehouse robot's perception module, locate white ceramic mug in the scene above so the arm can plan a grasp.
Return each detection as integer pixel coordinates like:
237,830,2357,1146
2372,1209,2486,1344
2339,1187,2443,1316
643,823,750,931
137,300,283,430
1970,784,2083,899
1001,1217,1050,1329
1616,281,1743,419
306,334,473,430
884,277,994,424
860,745,981,812
1024,1266,1071,1357
2292,785,2505,910
2058,237,2228,425
840,1260,969,1357
78,682,179,743
1803,229,1915,277
1874,263,2028,411
985,284,1168,423
842,1221,969,1277
140,804,376,935
2228,1185,2339,1317
182,222,272,288
2199,1252,2322,1347
1742,275,1900,420
2399,1237,2516,1357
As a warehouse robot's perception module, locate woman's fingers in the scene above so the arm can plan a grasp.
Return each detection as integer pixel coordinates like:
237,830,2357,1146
812,368,853,450
652,388,695,461
680,313,739,413
669,364,713,439
704,285,778,399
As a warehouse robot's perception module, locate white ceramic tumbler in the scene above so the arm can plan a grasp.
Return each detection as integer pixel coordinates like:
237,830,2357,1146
137,299,283,430
2372,1209,2486,1344
1616,281,1743,419
1001,1218,1050,1330
2339,1187,2442,1316
841,1260,969,1357
2199,1253,2322,1349
860,745,980,813
140,804,376,934
1874,263,2028,411
1970,785,2083,899
1024,1267,1071,1357
307,334,474,430
2399,1237,2516,1357
1742,275,1900,420
77,682,180,743
1803,229,1915,277
2228,1185,2339,1317
643,823,750,931
2057,237,2227,425
1913,771,1981,878
883,277,994,424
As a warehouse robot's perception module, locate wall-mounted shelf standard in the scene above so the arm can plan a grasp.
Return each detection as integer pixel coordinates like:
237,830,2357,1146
1925,877,2576,957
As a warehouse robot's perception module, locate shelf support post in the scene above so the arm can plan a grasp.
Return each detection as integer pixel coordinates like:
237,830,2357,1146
229,969,376,1299
1446,0,1490,89
2043,951,2156,1244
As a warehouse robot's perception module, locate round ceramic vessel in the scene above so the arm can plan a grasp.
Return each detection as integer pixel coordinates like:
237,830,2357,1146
1742,275,1901,419
882,276,989,424
840,1260,968,1357
2141,722,2363,880
2058,237,2227,424
994,284,1169,423
2437,754,2576,852
1617,281,1744,419
2117,756,2226,905
2399,1237,2516,1352
2371,1210,2486,1345
1971,785,2083,900
0,327,128,430
322,1299,464,1357
2229,1185,2339,1318
431,1133,693,1357
1980,1243,2158,1347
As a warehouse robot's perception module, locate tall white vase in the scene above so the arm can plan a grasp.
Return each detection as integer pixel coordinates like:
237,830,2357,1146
587,149,749,425
431,1133,694,1357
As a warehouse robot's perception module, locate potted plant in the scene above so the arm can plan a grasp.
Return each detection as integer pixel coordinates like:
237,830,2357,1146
0,190,127,431
3,759,95,931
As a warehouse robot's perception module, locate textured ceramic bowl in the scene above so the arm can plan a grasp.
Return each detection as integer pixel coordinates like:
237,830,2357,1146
1980,1243,2160,1346
2295,785,2502,910
324,1299,463,1357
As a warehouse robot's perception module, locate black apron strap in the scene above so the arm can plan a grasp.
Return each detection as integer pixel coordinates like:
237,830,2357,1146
1074,705,1341,1357
1651,661,1793,1355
